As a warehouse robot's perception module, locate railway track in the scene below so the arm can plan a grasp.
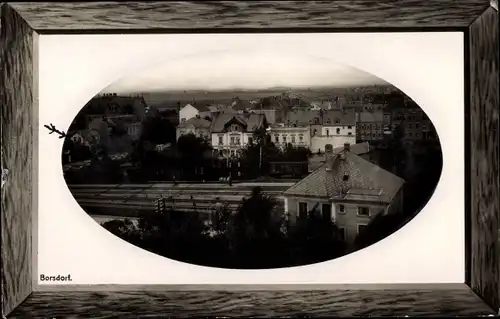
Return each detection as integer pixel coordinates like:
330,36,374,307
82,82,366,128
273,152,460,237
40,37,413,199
69,182,292,217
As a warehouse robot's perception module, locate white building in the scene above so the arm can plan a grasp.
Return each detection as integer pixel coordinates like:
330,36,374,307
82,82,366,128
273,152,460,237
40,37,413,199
176,116,211,141
210,113,267,157
268,123,311,148
179,103,211,123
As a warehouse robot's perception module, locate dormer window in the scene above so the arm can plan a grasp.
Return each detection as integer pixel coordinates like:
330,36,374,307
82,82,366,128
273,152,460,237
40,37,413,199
335,119,340,124
343,172,349,181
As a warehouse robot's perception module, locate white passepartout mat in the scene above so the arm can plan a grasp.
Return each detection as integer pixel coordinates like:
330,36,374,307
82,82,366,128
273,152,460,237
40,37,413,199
37,32,464,285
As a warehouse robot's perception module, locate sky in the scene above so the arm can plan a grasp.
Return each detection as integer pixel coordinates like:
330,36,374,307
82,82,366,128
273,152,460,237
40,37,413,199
102,51,388,94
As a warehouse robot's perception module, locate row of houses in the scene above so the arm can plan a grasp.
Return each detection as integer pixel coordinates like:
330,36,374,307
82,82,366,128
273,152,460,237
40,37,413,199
175,94,437,157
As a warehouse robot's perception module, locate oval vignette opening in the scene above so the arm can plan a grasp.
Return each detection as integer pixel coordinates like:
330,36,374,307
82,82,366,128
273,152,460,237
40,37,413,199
60,52,443,270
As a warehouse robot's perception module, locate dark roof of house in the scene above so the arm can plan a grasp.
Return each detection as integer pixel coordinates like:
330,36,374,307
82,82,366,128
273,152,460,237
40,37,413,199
231,99,254,111
258,96,293,110
211,113,266,133
308,142,371,171
177,117,212,129
184,103,210,112
286,109,356,125
285,147,404,203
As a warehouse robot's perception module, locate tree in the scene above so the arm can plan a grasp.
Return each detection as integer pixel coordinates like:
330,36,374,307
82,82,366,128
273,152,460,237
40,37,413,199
101,219,141,245
140,114,176,145
287,203,346,265
226,186,285,268
353,212,407,251
177,133,212,178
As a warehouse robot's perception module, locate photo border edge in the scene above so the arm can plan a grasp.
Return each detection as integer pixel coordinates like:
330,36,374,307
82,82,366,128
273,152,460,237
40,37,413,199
1,1,498,317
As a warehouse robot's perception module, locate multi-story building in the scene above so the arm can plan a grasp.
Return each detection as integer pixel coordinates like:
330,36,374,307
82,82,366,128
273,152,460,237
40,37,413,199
176,116,211,141
283,109,356,152
268,123,311,148
390,105,438,143
179,103,211,123
356,110,385,142
210,113,268,157
283,143,405,244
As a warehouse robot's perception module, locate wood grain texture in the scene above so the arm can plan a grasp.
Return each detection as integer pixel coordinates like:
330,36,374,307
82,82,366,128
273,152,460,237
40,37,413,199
7,1,490,31
7,287,496,318
469,6,500,312
0,3,35,317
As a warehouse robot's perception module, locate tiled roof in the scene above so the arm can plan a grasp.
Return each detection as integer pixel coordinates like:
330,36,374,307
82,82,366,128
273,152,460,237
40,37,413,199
308,142,370,171
177,117,212,129
184,103,210,112
285,148,404,203
210,113,266,133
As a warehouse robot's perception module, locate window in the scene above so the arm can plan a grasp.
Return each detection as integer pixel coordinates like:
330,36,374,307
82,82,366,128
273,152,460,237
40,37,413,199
218,136,223,145
230,136,235,145
357,224,368,235
291,135,296,143
338,227,346,241
321,204,331,221
343,172,349,181
298,202,308,216
347,126,352,129
235,137,241,145
313,129,318,136
326,129,330,136
282,135,287,143
348,132,352,135
339,204,345,213
336,128,340,134
275,134,279,143
358,207,370,216
299,134,303,141
248,137,253,144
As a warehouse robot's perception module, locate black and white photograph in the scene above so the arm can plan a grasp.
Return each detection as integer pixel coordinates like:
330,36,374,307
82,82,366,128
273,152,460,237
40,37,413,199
60,57,443,269
2,1,499,318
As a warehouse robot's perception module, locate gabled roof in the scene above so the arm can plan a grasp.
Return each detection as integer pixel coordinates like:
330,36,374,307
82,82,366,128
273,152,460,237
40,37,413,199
285,147,404,203
177,117,211,129
210,113,266,133
183,103,210,112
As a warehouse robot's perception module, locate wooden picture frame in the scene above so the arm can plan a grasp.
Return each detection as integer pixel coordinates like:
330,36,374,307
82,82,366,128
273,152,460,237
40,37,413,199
1,1,498,317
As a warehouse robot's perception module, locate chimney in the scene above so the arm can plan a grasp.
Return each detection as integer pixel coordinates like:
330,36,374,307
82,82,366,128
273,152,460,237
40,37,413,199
344,143,350,152
324,144,334,171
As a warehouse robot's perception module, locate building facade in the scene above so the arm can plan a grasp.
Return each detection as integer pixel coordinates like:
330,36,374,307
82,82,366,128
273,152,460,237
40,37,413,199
268,124,311,148
283,143,405,244
179,103,211,123
176,116,212,141
356,110,385,142
210,113,267,157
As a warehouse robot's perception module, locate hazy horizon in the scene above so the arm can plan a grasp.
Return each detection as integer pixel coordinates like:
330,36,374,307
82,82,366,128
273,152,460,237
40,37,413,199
101,51,389,95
